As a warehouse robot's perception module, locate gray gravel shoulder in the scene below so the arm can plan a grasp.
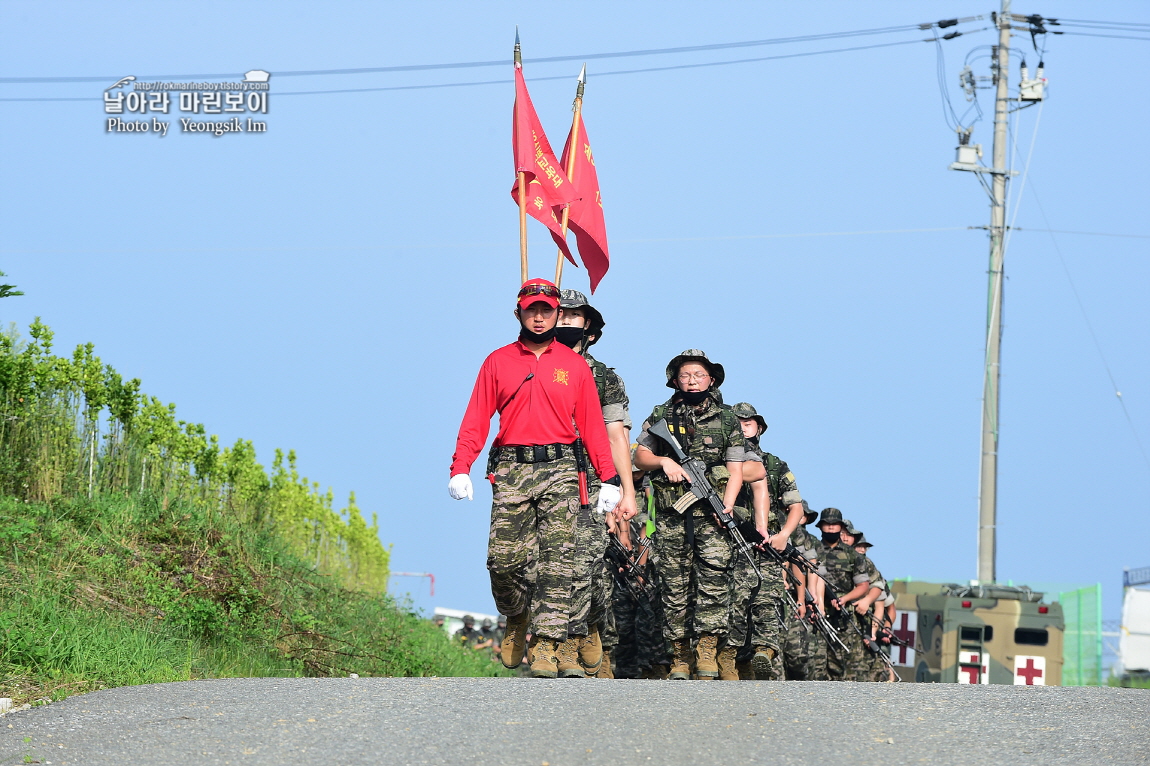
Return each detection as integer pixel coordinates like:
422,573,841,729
2,678,1147,766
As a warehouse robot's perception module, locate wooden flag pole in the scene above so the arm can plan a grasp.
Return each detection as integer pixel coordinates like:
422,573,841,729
514,30,528,284
554,64,585,288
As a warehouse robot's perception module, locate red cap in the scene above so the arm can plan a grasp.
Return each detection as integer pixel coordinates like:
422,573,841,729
517,278,560,311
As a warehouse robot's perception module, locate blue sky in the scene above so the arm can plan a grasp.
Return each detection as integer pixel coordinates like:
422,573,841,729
1,2,1147,631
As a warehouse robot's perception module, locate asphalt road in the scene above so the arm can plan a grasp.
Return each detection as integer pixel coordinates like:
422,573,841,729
1,678,1147,766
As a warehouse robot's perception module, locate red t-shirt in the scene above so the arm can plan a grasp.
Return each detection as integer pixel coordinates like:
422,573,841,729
450,339,617,482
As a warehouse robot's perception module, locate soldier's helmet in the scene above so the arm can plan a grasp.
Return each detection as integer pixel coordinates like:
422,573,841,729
731,402,768,434
432,614,445,625
463,614,475,625
854,532,873,548
817,507,845,528
558,289,605,345
481,618,493,629
497,614,507,626
800,499,818,525
665,349,726,389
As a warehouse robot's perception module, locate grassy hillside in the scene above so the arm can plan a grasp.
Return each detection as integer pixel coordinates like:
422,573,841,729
0,319,508,705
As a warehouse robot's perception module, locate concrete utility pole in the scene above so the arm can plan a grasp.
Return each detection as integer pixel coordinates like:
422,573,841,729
977,0,1013,584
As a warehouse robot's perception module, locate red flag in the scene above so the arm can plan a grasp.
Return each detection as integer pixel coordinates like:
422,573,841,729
550,113,610,292
511,64,577,263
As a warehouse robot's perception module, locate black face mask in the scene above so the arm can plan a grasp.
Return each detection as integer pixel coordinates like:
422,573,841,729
821,531,841,545
555,326,584,349
678,389,709,406
519,325,556,344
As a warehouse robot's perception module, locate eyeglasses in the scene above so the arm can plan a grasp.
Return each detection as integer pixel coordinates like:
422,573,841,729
518,283,560,299
677,372,711,382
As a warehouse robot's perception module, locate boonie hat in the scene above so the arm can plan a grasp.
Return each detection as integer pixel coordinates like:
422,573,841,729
800,499,818,525
817,507,845,528
843,519,860,537
517,278,560,311
854,533,873,548
665,349,726,389
558,289,605,345
731,402,768,434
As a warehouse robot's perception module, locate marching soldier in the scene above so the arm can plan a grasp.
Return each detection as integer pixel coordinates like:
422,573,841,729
724,402,805,680
448,278,622,677
785,501,827,680
554,289,638,678
850,531,897,682
815,508,870,681
634,350,752,680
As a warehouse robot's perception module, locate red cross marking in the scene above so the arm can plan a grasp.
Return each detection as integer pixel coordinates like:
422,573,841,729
1017,658,1043,685
959,663,981,684
892,612,916,664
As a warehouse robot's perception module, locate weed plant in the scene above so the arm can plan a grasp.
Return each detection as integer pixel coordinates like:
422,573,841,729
0,321,510,705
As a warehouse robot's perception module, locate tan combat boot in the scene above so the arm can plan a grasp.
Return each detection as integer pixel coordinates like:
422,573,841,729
752,646,778,681
556,638,584,678
717,645,740,681
695,635,720,679
669,640,691,680
592,649,614,678
529,637,559,678
500,611,529,669
579,624,603,672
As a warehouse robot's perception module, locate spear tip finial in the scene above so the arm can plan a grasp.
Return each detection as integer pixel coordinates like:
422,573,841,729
514,26,522,65
578,63,586,83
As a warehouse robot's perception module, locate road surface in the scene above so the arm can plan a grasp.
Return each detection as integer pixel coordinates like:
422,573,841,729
2,677,1147,765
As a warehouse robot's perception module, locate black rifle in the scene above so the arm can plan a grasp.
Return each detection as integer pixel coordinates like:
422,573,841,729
605,534,655,603
646,419,762,581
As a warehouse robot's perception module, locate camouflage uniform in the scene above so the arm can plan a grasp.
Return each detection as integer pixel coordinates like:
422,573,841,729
454,623,481,648
488,452,582,640
568,348,630,651
637,394,748,644
784,523,826,680
820,531,870,681
727,437,802,680
856,555,892,682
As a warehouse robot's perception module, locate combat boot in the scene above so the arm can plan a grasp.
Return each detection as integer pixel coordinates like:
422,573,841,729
717,645,740,681
556,638,584,678
642,664,669,680
669,640,691,680
579,624,603,672
529,637,559,678
736,660,755,680
592,649,614,678
695,634,720,679
752,646,778,681
500,611,528,669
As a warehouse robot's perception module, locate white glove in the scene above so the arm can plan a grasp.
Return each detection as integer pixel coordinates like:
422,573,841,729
448,474,473,501
596,483,621,515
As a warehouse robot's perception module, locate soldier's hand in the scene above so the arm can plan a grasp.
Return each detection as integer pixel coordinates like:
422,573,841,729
767,533,788,553
855,601,869,615
448,474,474,501
796,602,807,620
614,491,638,521
661,458,689,483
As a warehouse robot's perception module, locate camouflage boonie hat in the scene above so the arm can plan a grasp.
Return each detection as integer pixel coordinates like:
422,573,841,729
558,289,604,345
843,519,860,537
731,402,768,434
800,499,818,525
665,348,725,389
854,533,873,548
817,507,844,528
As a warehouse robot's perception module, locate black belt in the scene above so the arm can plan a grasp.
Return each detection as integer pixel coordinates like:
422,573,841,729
497,443,576,464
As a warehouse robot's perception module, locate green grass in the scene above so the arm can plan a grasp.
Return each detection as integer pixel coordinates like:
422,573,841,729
0,493,510,706
1109,674,1150,689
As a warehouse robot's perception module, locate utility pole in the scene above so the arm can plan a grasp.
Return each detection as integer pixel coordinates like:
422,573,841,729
977,0,1013,584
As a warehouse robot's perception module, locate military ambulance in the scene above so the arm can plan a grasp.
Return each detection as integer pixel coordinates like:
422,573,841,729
888,580,1064,685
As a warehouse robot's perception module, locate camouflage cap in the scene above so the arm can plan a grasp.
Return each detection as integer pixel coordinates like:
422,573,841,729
854,533,873,548
800,499,818,525
558,289,605,345
665,349,726,389
731,402,768,433
816,507,844,528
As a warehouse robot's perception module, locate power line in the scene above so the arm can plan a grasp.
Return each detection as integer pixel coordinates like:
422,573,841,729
1057,31,1150,42
0,20,981,85
0,38,937,102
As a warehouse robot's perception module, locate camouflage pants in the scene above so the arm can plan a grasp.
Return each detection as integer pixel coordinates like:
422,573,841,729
653,508,732,642
487,455,580,641
826,609,865,681
568,485,617,648
782,601,812,680
728,554,784,654
806,625,829,680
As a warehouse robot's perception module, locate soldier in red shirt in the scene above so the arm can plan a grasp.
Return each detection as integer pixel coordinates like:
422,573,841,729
448,279,621,678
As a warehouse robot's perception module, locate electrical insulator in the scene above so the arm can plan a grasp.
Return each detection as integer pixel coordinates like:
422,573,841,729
1019,59,1046,102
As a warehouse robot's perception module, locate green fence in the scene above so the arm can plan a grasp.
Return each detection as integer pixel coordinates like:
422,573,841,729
1059,583,1104,686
